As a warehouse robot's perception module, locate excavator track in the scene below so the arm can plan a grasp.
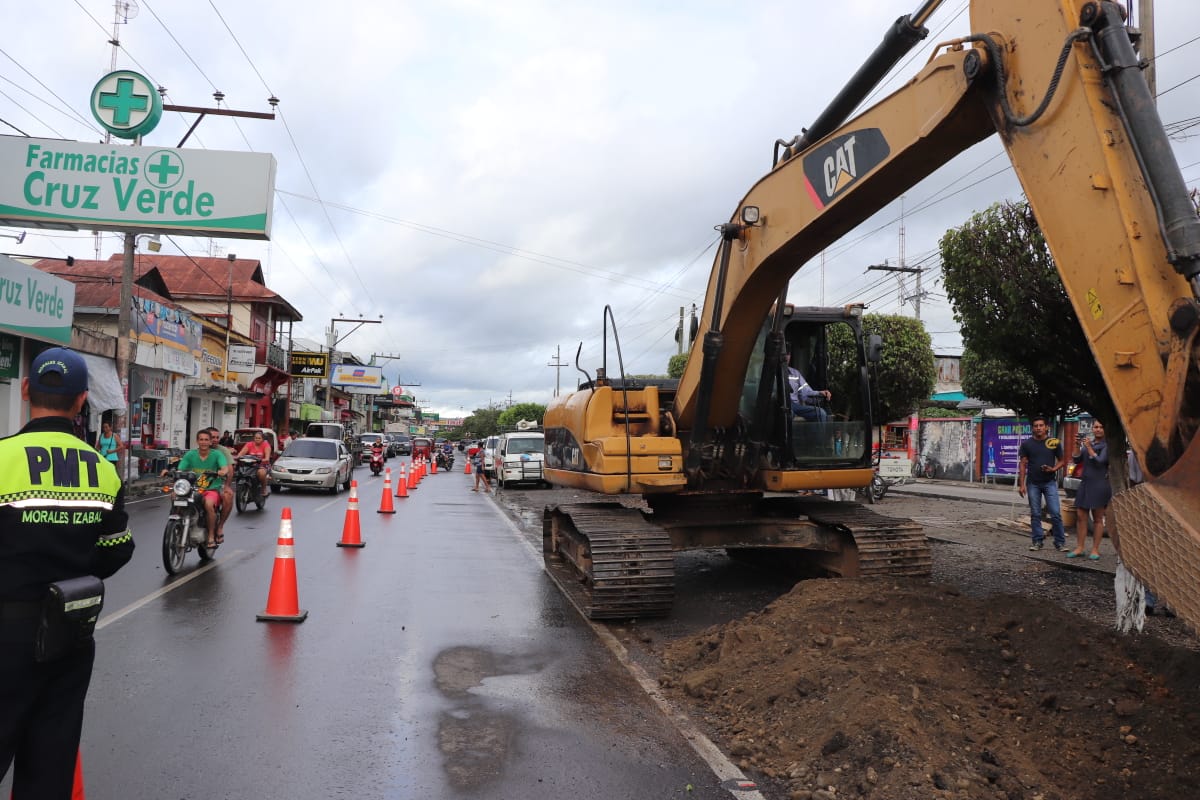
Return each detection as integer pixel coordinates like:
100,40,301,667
793,499,932,578
543,503,674,619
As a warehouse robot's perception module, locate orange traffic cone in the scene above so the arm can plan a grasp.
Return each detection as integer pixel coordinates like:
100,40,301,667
408,460,419,490
256,508,308,622
378,469,396,514
395,462,409,498
337,481,366,548
464,458,471,474
431,455,438,474
73,748,85,800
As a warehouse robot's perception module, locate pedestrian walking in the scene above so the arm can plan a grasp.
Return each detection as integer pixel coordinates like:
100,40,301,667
0,348,135,799
1017,414,1068,551
1068,420,1112,560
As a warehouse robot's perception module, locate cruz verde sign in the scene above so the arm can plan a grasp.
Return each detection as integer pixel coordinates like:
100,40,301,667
90,70,162,140
0,136,276,239
0,255,75,345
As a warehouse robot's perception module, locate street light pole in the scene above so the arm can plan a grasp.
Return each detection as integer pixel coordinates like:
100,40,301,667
117,232,135,478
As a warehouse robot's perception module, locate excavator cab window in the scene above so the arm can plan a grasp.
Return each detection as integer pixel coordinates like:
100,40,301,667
739,313,872,467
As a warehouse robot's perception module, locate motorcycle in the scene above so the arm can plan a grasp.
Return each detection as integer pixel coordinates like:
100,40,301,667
233,455,268,513
369,447,385,476
161,470,220,575
436,449,455,471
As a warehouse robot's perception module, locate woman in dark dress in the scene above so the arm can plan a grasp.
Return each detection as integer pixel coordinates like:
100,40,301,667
1068,419,1112,560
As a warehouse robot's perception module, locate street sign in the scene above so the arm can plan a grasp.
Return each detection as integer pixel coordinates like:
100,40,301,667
289,351,328,378
90,70,162,140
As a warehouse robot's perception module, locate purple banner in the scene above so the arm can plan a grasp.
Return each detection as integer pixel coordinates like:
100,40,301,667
981,418,1031,477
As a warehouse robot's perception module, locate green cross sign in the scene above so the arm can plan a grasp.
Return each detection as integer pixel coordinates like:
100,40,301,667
90,70,162,140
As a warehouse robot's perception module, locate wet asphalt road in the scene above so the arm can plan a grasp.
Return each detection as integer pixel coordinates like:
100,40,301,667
62,463,735,800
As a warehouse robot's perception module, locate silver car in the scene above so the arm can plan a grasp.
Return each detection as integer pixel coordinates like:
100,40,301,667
270,437,354,494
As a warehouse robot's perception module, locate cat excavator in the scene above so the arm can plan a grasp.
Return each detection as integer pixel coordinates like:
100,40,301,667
542,0,1200,625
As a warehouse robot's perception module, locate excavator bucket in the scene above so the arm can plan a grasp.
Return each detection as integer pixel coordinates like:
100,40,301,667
1111,434,1200,631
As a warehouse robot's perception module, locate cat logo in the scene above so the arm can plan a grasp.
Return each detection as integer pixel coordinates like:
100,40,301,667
802,128,890,209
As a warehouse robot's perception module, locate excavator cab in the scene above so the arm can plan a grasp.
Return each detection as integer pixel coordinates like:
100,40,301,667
739,308,875,473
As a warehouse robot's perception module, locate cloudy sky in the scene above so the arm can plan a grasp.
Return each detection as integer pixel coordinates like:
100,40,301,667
4,1,1199,418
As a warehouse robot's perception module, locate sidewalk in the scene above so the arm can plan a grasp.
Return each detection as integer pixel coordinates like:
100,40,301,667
888,477,1019,507
888,478,1118,576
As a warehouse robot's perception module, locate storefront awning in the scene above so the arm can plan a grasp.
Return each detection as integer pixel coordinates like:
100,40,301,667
79,353,124,412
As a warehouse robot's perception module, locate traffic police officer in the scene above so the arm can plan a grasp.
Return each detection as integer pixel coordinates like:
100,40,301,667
0,347,135,799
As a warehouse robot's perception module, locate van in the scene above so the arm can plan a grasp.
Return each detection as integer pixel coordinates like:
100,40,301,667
494,431,545,488
305,422,360,462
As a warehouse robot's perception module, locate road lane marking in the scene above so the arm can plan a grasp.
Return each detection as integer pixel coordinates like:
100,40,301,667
483,499,767,800
97,550,247,631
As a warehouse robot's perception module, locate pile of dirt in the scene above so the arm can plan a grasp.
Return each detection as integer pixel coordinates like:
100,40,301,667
659,578,1200,800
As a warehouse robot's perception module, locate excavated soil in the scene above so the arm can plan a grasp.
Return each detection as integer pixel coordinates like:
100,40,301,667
493,485,1200,800
657,578,1200,800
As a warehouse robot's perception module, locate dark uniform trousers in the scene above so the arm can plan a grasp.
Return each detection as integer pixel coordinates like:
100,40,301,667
0,612,94,799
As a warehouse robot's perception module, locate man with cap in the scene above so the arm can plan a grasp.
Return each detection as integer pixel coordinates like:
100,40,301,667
0,347,135,799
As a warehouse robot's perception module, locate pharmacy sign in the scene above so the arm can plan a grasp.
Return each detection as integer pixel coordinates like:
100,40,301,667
91,70,162,140
0,136,276,239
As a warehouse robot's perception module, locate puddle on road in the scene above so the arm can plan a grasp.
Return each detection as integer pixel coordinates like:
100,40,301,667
431,645,546,790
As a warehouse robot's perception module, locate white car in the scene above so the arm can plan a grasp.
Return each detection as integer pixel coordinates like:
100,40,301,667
494,431,545,488
481,435,500,477
270,437,354,494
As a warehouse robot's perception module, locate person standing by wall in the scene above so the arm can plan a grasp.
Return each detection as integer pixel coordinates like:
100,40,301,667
1017,414,1068,552
0,348,135,799
1068,419,1112,560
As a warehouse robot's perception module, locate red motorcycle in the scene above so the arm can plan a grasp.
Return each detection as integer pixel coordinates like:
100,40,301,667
369,445,385,476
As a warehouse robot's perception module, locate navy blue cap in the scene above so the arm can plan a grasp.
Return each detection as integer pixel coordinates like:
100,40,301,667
30,347,89,396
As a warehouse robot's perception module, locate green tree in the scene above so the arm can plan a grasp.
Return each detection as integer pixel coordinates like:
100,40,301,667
462,406,502,438
667,353,688,379
938,201,1115,424
497,402,547,430
828,314,936,423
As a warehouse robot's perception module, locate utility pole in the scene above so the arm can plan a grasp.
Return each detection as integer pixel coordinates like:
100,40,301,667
368,352,403,431
867,262,926,319
1140,0,1156,98
324,316,382,417
675,308,685,355
547,345,567,397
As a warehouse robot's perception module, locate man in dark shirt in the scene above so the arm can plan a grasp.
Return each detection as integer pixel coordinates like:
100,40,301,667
0,347,135,799
1017,414,1068,551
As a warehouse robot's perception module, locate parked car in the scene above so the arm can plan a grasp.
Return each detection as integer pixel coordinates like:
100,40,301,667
270,437,354,494
494,431,546,488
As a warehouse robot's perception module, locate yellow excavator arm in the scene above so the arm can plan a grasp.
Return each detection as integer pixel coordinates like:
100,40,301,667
670,0,1200,624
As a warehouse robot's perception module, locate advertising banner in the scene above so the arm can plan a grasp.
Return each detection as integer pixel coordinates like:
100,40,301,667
0,254,75,345
0,136,276,239
330,363,384,392
289,351,328,378
227,344,256,373
981,418,1031,477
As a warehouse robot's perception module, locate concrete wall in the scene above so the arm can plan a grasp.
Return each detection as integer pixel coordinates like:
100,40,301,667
916,417,978,481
